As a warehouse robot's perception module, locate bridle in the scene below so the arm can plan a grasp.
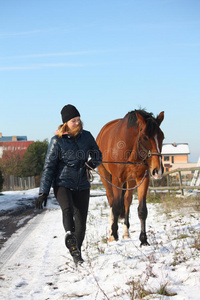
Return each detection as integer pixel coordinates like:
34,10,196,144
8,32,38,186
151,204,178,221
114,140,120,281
137,130,162,162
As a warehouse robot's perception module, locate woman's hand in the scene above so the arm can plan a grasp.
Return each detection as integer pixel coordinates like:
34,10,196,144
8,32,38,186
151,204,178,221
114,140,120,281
35,194,48,209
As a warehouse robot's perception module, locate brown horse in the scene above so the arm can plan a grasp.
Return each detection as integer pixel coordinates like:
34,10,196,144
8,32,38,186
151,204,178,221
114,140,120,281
96,109,164,246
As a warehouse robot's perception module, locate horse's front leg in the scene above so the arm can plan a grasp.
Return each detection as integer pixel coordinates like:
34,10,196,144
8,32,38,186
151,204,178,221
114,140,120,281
137,175,150,246
123,209,130,239
123,183,134,239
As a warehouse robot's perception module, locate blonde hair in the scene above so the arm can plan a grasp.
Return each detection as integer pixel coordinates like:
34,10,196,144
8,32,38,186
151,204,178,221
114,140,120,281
56,121,83,138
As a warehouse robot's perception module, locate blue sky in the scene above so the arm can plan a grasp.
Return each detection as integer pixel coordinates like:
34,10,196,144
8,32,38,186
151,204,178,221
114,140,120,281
0,0,200,162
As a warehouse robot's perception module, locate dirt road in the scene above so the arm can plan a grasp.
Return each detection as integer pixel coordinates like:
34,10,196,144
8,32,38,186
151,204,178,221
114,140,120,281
0,199,39,249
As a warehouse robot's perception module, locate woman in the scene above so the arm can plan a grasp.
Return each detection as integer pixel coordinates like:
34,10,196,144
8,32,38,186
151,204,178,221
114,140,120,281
35,104,102,265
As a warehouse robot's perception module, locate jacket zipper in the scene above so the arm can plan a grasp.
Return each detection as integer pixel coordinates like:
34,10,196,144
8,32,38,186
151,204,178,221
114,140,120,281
74,138,81,189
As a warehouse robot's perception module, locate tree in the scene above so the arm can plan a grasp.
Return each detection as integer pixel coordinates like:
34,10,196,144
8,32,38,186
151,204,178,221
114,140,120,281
0,169,4,192
0,150,23,177
21,140,49,178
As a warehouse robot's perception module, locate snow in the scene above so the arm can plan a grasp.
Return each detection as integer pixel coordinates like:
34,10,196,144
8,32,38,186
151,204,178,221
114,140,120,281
0,183,200,299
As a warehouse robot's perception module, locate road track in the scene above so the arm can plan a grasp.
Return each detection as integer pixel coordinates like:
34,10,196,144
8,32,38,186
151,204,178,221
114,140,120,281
0,211,46,270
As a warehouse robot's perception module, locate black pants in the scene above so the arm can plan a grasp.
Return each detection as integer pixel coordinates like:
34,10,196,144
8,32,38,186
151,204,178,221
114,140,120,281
54,186,90,250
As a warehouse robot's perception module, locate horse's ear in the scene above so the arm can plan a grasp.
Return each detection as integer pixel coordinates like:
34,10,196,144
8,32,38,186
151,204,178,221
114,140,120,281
135,112,146,130
156,111,164,126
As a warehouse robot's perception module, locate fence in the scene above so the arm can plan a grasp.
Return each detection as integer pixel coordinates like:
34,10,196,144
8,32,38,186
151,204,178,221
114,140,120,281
150,166,200,196
2,167,200,193
3,175,35,191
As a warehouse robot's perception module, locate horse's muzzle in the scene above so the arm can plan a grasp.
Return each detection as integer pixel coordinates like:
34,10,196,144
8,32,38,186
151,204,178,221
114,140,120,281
152,167,163,180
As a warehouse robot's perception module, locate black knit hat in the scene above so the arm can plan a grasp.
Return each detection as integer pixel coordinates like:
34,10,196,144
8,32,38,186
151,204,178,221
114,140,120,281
61,104,80,123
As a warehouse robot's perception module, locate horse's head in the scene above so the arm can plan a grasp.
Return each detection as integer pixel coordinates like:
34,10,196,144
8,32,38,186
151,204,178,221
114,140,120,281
136,111,164,180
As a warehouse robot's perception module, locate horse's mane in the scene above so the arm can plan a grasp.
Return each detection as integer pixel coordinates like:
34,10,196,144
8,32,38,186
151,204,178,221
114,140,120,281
127,109,159,137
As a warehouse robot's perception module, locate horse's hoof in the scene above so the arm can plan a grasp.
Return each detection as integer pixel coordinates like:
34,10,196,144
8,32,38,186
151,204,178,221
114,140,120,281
123,234,130,239
139,232,150,247
109,234,119,242
109,236,115,242
140,241,150,247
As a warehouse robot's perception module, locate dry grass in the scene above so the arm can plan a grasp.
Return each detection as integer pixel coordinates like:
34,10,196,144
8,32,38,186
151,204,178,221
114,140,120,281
147,192,200,214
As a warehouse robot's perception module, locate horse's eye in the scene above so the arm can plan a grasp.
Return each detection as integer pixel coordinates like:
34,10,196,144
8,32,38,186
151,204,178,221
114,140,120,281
143,136,148,141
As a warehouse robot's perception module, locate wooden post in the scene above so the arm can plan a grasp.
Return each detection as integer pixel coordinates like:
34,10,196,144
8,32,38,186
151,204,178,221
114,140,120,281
151,178,156,196
167,174,170,194
178,171,184,196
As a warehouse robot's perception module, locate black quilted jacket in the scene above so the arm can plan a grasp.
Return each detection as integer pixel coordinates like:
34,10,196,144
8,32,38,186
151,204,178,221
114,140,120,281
39,130,102,194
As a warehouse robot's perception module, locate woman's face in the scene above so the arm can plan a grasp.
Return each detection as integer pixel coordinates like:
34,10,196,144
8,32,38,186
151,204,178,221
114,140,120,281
67,117,81,131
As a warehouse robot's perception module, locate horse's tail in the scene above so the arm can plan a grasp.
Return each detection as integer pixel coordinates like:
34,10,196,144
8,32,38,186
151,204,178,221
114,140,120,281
112,183,126,219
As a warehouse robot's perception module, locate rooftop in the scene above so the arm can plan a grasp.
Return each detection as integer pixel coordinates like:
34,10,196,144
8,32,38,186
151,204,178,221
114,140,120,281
0,132,27,142
162,143,190,155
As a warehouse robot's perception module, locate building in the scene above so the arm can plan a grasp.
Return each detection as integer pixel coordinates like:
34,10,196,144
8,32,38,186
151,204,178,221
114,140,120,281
0,132,34,158
161,143,196,173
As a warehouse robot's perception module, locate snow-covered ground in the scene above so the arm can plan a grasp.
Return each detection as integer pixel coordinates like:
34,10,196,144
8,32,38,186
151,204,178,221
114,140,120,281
0,183,200,300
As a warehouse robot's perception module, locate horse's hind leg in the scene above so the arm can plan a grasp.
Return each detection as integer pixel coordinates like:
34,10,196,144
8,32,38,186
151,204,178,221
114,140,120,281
109,208,119,241
98,164,114,204
110,180,124,241
98,164,116,241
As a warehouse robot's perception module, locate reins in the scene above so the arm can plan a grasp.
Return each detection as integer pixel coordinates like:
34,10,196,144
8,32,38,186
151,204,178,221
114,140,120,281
92,160,145,165
85,162,148,191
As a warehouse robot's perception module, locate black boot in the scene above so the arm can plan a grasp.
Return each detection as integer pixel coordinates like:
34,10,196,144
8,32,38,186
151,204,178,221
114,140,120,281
65,233,84,265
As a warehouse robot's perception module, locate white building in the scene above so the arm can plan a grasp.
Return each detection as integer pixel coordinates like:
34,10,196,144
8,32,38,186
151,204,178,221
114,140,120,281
162,143,196,173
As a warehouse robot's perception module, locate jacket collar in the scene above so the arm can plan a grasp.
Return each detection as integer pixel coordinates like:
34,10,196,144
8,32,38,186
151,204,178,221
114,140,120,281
63,130,83,139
